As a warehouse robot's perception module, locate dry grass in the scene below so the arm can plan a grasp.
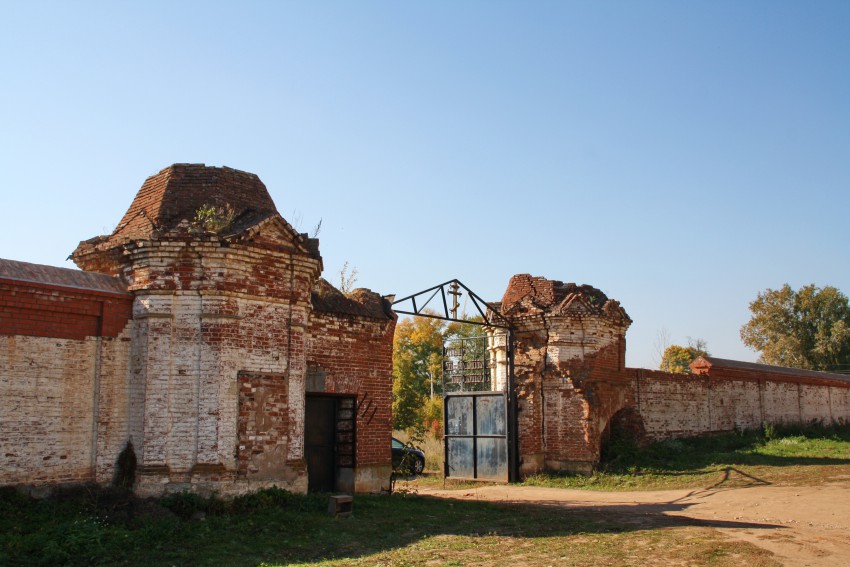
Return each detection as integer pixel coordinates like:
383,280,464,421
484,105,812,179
394,429,444,472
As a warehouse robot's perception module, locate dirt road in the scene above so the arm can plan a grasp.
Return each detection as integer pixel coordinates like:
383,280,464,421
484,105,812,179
419,479,850,566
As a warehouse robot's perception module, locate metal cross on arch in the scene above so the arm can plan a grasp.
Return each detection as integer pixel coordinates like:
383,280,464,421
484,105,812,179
390,279,512,329
391,278,519,482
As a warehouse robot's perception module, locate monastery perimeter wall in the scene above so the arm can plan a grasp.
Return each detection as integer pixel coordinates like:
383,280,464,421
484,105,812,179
632,366,850,441
0,274,133,487
3,163,849,493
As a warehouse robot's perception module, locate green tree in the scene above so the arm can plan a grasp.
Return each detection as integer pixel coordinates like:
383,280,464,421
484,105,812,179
740,284,850,372
391,313,488,431
660,338,709,373
392,315,445,430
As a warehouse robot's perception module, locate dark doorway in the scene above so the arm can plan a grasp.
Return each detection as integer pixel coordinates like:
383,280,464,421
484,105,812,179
599,407,648,466
305,395,356,492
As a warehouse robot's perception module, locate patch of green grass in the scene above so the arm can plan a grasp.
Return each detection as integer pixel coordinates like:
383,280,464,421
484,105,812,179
0,484,778,566
523,423,850,491
3,426,843,566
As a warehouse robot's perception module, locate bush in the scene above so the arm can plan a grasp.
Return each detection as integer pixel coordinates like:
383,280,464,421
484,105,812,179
160,487,325,519
160,491,213,520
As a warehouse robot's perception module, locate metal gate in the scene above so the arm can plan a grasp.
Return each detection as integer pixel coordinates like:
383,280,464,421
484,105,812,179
443,334,509,481
392,279,517,482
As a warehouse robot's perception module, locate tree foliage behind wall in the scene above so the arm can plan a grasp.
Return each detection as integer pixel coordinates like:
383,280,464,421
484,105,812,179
740,284,850,372
660,339,709,374
392,315,445,430
391,312,486,431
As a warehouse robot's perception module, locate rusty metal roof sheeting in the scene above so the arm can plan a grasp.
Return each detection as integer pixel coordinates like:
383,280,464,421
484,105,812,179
0,258,129,294
695,356,850,383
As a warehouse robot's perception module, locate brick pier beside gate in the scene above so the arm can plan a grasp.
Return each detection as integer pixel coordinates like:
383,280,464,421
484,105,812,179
493,274,850,475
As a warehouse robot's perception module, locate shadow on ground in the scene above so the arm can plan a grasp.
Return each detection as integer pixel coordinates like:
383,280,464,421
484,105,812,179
0,482,783,566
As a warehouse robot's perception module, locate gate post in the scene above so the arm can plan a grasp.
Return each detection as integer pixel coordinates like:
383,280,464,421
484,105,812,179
507,329,519,482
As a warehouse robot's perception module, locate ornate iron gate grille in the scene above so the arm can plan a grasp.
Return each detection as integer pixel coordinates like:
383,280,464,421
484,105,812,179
443,334,509,481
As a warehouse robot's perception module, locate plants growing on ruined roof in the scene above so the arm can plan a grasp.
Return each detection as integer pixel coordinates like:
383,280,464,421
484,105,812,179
338,261,358,294
192,203,235,234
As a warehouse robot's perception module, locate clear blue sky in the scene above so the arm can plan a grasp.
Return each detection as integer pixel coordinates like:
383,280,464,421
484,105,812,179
2,1,848,368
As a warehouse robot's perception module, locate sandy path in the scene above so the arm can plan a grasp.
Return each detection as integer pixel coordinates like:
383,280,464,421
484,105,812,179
419,481,850,566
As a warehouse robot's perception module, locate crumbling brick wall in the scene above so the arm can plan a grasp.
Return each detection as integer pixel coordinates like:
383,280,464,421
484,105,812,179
0,164,399,497
237,371,300,482
307,280,396,492
499,275,633,475
499,275,850,476
74,241,321,495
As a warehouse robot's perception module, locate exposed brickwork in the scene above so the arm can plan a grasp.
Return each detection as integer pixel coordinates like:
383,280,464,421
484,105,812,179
93,325,136,484
7,167,848,494
68,165,339,496
1,164,394,496
308,280,396,492
111,164,279,243
499,275,632,475
0,329,132,486
501,275,850,476
0,263,134,488
237,372,299,481
632,363,850,441
0,276,132,340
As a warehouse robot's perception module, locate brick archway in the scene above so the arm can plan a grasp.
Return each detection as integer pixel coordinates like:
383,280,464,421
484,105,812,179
599,406,647,465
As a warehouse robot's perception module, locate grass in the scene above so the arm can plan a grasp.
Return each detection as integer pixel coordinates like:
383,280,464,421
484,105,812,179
3,425,847,566
0,484,778,567
522,423,850,491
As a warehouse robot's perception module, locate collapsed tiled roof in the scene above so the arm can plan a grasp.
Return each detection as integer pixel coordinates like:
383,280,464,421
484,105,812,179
312,278,393,320
0,258,128,294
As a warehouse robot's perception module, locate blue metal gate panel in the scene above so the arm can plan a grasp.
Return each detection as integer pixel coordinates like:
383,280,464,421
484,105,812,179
444,392,508,481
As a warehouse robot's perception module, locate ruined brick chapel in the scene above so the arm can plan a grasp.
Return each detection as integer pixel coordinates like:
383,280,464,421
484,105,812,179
1,164,396,496
2,163,849,495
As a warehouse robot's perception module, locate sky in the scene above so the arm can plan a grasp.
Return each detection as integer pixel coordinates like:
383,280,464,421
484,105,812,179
1,0,848,369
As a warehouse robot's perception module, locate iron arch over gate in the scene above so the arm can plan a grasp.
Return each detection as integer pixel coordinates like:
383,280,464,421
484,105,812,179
392,280,518,482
